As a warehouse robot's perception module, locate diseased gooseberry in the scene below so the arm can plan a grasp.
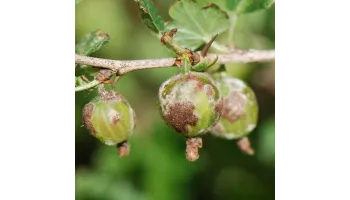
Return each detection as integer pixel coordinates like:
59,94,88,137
82,89,136,157
210,71,258,155
158,72,223,161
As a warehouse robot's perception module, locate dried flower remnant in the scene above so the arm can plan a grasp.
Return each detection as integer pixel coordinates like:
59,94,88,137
186,137,203,162
237,137,254,155
117,141,130,157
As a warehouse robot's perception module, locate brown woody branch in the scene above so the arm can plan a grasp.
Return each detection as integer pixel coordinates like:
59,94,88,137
75,49,275,76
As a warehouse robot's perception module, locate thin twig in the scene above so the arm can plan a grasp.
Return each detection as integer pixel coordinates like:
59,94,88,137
75,80,101,92
75,49,275,75
75,49,275,92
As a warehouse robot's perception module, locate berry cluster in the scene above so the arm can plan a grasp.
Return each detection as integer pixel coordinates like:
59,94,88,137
82,31,259,162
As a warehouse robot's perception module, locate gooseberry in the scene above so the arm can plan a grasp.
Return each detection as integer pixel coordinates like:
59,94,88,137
82,89,136,157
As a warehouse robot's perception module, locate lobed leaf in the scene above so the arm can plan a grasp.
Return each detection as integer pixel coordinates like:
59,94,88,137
134,0,165,34
166,0,229,50
75,30,109,81
75,30,110,56
236,0,275,14
198,0,239,13
199,0,274,15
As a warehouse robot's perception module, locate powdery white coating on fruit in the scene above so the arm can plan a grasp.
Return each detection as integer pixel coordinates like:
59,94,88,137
246,124,256,132
226,78,247,90
198,128,209,134
128,106,136,136
223,91,247,123
104,138,116,146
223,133,236,139
159,73,220,111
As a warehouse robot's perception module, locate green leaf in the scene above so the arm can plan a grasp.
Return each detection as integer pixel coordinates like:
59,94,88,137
134,0,165,34
198,0,239,13
166,0,229,50
75,30,110,56
199,0,274,14
75,0,80,4
236,0,275,14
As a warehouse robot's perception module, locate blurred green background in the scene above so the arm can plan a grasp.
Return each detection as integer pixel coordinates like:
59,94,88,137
75,0,275,199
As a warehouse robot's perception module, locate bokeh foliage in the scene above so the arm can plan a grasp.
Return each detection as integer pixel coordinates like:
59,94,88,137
75,0,275,199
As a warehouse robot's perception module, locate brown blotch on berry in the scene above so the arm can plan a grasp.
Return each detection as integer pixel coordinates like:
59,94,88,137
111,114,119,126
164,101,198,133
100,90,122,101
117,141,130,157
237,137,254,155
222,91,245,123
215,100,224,115
204,85,214,96
185,75,204,90
186,137,203,162
185,74,198,82
82,103,96,136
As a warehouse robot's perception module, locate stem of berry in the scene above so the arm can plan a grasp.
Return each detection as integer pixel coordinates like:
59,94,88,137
186,137,203,162
97,84,105,94
180,58,192,75
117,141,130,157
237,137,255,155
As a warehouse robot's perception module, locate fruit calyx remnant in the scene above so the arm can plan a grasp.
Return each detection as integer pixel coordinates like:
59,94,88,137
117,141,130,157
237,137,254,155
186,137,203,162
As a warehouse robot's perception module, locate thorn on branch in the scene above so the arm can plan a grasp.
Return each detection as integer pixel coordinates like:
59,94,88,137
201,34,218,57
